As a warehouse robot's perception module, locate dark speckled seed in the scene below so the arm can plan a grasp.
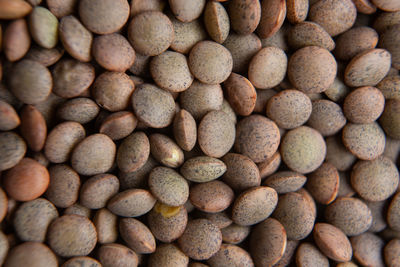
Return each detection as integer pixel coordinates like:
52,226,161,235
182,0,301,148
351,233,385,267
342,122,385,160
52,59,95,98
0,131,26,171
173,109,197,151
274,240,299,267
128,11,173,56
93,208,118,244
272,192,316,240
335,26,379,61
288,46,337,94
232,186,278,226
4,242,57,267
222,153,261,192
296,242,329,267
117,132,150,173
203,211,232,229
325,135,357,172
343,86,385,124
287,0,309,23
119,218,156,254
384,239,400,267
14,198,59,242
351,156,399,202
132,83,176,128
9,59,52,104
280,126,326,174
208,244,254,267
148,243,189,267
325,197,373,236
313,223,353,262
223,73,257,116
388,192,400,231
99,111,138,141
169,15,207,54
306,162,339,204
119,156,158,190
79,0,129,35
257,0,286,38
46,164,81,208
250,218,287,266
93,72,135,112
71,134,116,176
150,51,194,92
107,189,156,217
308,0,357,37
288,21,335,51
223,33,262,74
57,98,100,124
221,223,251,244
263,171,307,194
47,214,97,257
234,115,280,163
80,174,120,209
188,41,233,84
308,99,347,136
92,33,135,72
98,243,139,267
181,156,226,183
266,89,312,130
180,81,223,120
147,203,188,243
178,219,222,260
149,134,184,168
62,256,102,267
190,180,234,213
198,110,236,158
59,15,92,62
149,167,189,207
344,49,391,87
380,99,400,139
228,0,261,35
248,47,287,90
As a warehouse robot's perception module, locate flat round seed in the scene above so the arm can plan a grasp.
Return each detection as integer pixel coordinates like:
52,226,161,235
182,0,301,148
288,46,337,94
198,110,236,158
325,197,373,236
306,163,339,204
248,46,287,89
250,218,287,266
342,122,385,160
344,48,391,87
232,186,278,226
351,233,385,267
222,153,261,192
71,134,116,176
234,115,280,163
313,223,353,262
281,126,326,174
188,41,233,84
267,89,312,130
79,0,129,35
308,0,357,36
190,180,234,213
273,192,316,240
128,11,174,56
178,219,222,260
48,215,97,257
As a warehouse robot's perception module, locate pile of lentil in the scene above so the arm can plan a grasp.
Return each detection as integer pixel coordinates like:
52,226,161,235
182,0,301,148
0,0,400,266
